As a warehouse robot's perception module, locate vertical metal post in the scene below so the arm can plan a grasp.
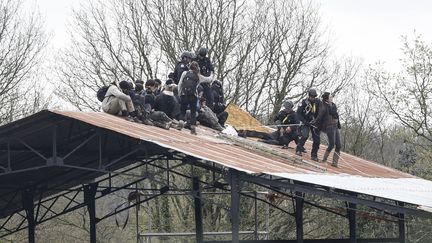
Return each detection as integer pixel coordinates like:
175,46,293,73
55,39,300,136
166,159,170,186
229,169,240,243
84,183,98,243
398,202,406,243
23,190,35,243
136,184,140,243
99,135,103,169
193,177,204,243
7,141,11,170
295,191,304,243
265,199,270,239
52,126,57,161
348,203,357,243
254,191,258,240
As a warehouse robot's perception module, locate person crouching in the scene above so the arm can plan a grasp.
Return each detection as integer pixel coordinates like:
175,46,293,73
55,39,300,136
102,80,139,122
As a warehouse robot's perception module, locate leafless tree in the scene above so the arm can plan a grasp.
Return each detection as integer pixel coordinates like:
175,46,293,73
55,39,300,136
57,0,357,118
0,0,48,124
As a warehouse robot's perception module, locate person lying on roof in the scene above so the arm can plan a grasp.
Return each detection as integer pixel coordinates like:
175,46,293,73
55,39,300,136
240,100,299,148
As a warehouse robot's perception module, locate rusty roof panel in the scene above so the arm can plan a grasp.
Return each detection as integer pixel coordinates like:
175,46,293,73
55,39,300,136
53,110,414,178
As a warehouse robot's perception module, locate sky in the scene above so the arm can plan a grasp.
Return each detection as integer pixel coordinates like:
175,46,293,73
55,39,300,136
30,0,432,73
316,0,432,72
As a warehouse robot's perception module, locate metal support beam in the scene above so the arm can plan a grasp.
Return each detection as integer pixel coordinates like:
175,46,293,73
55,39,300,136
84,183,98,243
398,202,405,243
295,192,304,243
22,190,35,243
348,203,357,243
230,169,241,243
193,177,204,243
239,173,429,218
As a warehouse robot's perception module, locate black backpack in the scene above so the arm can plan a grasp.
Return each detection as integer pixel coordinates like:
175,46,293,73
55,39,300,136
181,71,199,96
97,85,109,102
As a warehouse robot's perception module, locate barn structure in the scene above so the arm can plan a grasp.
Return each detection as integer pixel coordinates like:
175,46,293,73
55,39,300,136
0,110,431,243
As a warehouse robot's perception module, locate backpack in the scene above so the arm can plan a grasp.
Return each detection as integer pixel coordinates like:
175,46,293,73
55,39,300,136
181,71,199,96
97,85,110,102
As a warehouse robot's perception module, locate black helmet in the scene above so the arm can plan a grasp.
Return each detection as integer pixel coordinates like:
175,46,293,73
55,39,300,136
282,100,294,110
119,80,131,90
308,88,317,97
198,47,208,57
181,51,194,60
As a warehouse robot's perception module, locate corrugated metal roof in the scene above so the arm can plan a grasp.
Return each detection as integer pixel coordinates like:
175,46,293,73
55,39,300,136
53,111,413,178
3,110,431,211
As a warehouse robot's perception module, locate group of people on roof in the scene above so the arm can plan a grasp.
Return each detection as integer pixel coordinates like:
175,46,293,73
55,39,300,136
98,48,341,167
99,47,228,135
241,89,341,167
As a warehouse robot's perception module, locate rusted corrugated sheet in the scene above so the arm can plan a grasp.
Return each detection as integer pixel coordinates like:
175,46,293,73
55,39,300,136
53,110,413,178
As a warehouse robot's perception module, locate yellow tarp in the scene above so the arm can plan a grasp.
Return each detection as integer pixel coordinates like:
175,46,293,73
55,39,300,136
225,104,272,133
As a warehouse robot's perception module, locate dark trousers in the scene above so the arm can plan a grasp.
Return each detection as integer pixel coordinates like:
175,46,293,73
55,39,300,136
201,83,214,110
180,95,198,125
217,111,228,126
325,126,341,153
245,130,297,146
296,125,320,157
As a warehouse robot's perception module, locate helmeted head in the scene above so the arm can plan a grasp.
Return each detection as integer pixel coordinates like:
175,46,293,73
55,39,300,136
282,100,294,111
198,47,208,58
180,51,193,63
308,88,317,98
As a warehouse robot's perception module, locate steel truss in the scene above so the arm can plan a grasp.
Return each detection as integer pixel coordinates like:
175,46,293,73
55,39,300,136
0,118,427,243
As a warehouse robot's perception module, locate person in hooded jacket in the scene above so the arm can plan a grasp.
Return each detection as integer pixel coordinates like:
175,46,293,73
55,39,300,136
312,92,341,167
154,80,177,119
102,80,139,122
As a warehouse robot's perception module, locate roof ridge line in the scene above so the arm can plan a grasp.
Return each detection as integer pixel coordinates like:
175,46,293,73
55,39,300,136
217,134,327,173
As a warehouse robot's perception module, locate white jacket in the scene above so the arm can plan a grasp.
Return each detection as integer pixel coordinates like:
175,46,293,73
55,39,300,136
102,85,131,112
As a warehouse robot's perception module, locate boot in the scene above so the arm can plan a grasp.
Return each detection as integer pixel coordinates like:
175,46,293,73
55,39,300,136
142,118,154,126
153,121,170,130
190,125,197,135
321,150,330,163
311,154,319,162
332,152,340,167
171,120,185,130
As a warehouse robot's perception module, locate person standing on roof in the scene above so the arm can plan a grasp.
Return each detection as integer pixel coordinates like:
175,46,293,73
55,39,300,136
178,61,213,134
312,92,341,167
295,88,321,161
194,47,215,110
102,81,140,122
173,51,194,84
